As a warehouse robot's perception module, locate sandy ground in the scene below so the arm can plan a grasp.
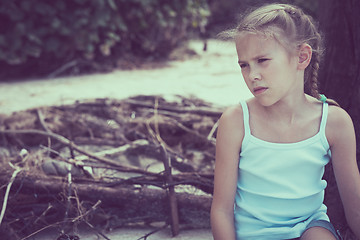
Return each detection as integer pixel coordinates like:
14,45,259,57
0,39,252,240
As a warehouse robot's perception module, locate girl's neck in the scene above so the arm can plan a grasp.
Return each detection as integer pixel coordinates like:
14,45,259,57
261,93,309,124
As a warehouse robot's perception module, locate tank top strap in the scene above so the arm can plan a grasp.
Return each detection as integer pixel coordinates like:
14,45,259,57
240,101,251,136
319,102,329,134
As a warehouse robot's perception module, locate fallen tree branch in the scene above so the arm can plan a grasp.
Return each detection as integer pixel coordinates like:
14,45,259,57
0,129,158,177
1,173,212,228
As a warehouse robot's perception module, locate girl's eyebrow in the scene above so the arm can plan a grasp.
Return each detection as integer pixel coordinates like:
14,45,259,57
238,54,269,64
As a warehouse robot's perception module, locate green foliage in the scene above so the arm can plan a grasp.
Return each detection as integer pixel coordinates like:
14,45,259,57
0,0,210,65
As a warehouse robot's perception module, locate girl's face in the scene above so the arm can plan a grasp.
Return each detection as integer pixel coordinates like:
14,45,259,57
235,33,301,106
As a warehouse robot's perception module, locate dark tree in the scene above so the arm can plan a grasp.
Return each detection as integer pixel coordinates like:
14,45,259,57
319,0,360,120
319,0,360,237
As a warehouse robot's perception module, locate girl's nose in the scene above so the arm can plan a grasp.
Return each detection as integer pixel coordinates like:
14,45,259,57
249,67,261,81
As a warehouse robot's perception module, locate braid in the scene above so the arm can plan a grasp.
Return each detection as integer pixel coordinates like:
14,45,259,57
309,35,340,106
309,50,321,99
306,22,339,106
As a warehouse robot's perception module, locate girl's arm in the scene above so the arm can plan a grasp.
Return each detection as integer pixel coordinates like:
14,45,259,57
211,106,244,240
327,106,360,238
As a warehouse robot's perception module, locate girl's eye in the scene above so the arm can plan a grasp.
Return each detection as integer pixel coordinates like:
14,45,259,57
258,58,269,63
239,63,248,69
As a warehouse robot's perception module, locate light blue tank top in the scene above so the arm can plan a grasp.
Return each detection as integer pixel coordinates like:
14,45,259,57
234,101,331,240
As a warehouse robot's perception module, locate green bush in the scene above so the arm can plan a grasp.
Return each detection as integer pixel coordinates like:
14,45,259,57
0,0,209,66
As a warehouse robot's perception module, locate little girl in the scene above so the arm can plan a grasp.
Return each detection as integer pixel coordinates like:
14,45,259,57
211,3,360,240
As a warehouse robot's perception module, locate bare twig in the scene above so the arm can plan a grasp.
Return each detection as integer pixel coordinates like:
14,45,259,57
167,117,216,145
0,164,21,225
145,119,184,161
71,200,101,223
20,220,65,240
136,223,169,240
84,221,111,240
153,98,179,237
207,120,219,141
48,60,78,79
37,109,52,157
62,164,72,231
34,203,53,225
124,98,223,116
36,109,51,133
40,145,68,161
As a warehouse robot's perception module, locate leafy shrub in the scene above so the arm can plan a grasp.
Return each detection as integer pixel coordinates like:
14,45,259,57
0,0,209,67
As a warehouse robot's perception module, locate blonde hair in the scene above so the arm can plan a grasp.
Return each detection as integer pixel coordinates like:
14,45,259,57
221,3,339,106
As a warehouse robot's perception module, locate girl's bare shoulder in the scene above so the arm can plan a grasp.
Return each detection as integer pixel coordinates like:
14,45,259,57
326,104,355,146
217,103,245,141
219,98,260,129
327,105,353,128
220,104,243,121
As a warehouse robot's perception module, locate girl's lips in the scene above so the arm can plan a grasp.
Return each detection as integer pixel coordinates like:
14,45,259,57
253,87,268,95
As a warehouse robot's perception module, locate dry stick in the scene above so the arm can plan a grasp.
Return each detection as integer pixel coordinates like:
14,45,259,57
145,117,191,165
36,109,51,133
166,117,216,146
73,189,84,221
71,200,102,223
39,145,68,162
62,164,73,233
33,204,53,225
36,109,52,157
48,60,78,79
72,199,106,239
161,146,180,237
136,223,169,240
39,108,77,160
0,129,158,177
153,98,180,237
84,221,111,240
124,98,223,116
0,165,21,225
207,120,219,141
20,220,66,240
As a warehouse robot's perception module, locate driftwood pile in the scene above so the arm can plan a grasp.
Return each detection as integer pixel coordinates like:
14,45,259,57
0,95,221,239
0,95,357,239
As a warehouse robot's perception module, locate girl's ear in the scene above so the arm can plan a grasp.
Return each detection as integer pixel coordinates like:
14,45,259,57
297,43,312,70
